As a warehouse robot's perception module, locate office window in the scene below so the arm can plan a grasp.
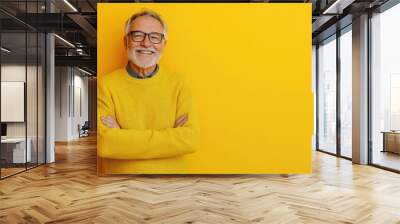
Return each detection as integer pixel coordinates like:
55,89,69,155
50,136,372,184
371,2,400,171
317,35,337,154
339,27,352,158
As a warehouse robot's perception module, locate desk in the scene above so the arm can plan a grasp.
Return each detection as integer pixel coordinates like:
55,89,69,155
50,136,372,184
381,131,400,154
1,138,31,163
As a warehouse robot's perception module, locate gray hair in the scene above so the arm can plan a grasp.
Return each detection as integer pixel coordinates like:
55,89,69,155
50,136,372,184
124,9,168,40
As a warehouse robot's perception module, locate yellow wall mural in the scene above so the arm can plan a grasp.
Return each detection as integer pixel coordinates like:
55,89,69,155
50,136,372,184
97,3,313,174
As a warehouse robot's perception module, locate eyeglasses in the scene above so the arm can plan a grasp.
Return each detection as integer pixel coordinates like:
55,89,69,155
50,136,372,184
127,30,165,44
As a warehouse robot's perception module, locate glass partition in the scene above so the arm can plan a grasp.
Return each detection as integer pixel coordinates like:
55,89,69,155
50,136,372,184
339,27,352,158
371,3,400,171
0,1,46,179
1,30,28,177
317,35,337,154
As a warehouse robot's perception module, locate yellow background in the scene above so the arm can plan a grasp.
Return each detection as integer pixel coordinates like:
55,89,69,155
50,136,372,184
98,3,313,174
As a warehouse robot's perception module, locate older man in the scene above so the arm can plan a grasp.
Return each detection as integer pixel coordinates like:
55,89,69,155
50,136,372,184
98,10,200,173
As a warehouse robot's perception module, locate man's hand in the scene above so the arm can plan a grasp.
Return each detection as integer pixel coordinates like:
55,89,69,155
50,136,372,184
174,114,188,128
101,115,120,129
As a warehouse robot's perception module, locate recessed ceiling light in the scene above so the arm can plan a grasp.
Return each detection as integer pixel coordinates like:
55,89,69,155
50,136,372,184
77,67,93,76
63,0,78,12
322,0,354,15
54,34,75,48
1,47,11,53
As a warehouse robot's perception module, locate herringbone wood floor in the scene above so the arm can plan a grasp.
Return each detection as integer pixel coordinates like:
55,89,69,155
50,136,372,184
1,135,400,224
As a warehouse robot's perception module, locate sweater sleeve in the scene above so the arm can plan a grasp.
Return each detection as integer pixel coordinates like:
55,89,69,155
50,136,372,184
97,77,200,160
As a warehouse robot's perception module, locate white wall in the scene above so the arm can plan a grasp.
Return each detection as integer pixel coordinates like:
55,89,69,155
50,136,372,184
72,73,89,138
55,67,69,141
1,65,38,137
1,65,25,134
54,67,89,141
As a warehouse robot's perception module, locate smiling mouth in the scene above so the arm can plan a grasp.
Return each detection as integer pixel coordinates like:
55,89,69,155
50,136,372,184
135,49,155,55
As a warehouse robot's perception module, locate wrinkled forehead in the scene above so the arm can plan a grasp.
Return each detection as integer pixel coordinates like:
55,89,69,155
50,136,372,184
129,16,164,33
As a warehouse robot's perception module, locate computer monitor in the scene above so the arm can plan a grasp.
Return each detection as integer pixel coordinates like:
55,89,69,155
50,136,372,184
1,123,7,137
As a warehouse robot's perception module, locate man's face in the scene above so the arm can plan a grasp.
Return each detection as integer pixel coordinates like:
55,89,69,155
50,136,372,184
125,16,166,68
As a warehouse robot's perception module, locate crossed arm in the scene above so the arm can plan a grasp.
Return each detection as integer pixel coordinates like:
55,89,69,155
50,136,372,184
101,113,189,129
97,79,200,160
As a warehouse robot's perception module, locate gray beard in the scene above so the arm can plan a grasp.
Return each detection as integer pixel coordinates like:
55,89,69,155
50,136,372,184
127,49,161,68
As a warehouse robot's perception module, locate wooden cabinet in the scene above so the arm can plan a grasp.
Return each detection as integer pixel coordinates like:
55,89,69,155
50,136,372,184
382,132,400,154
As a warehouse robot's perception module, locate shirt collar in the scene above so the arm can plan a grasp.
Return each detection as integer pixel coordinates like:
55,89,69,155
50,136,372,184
126,63,159,79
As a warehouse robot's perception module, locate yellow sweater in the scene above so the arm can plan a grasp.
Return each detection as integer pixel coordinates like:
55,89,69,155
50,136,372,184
97,66,200,174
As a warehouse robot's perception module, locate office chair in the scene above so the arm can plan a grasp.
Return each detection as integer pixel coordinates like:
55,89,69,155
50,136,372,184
78,121,90,138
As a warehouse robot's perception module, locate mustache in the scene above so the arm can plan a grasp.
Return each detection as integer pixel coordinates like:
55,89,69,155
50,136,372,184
132,47,157,54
